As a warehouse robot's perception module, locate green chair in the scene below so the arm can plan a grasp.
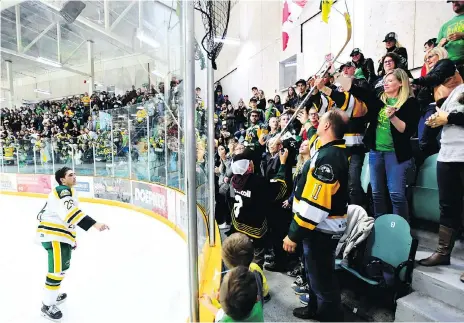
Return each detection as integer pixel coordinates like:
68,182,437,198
340,214,418,302
411,154,439,222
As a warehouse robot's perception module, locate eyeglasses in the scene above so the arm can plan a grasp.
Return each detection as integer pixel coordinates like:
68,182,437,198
309,113,317,117
384,59,394,64
425,54,437,62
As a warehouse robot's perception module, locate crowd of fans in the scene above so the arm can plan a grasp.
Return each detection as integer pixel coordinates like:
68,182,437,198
0,81,185,180
208,2,464,321
1,2,463,321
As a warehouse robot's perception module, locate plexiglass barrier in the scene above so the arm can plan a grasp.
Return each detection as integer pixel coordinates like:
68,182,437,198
0,95,212,255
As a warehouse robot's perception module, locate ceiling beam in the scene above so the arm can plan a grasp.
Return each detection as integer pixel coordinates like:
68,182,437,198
155,0,176,12
22,23,55,53
61,40,86,65
110,1,136,32
57,23,61,63
38,0,133,53
15,5,22,52
0,47,91,77
1,16,83,48
104,0,110,30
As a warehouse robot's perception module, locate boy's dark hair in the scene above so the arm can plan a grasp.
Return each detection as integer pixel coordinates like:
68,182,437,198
219,266,258,321
55,167,72,185
222,233,254,269
326,109,348,139
251,86,258,91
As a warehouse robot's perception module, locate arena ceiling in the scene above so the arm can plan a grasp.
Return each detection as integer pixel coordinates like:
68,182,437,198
0,0,178,79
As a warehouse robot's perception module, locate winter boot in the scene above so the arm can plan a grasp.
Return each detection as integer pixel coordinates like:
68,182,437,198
418,225,456,266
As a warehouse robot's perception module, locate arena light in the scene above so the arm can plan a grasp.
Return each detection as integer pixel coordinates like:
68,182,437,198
36,57,62,68
34,89,51,95
136,28,160,49
213,36,240,45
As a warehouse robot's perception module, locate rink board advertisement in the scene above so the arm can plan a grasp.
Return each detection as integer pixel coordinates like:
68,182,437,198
0,173,17,192
176,193,188,234
167,189,177,225
16,174,52,194
74,176,94,198
93,177,131,203
132,181,168,218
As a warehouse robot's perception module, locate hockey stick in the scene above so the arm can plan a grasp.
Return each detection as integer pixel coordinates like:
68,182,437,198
277,5,352,138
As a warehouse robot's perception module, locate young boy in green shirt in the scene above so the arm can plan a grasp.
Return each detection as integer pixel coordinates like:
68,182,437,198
201,267,264,322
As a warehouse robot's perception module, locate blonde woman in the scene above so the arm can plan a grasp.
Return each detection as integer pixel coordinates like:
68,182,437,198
413,47,463,105
413,47,463,155
343,69,420,219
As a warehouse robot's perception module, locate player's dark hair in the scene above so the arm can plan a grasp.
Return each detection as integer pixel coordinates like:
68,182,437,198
55,167,72,185
219,266,258,321
251,86,258,91
222,233,254,268
327,110,348,139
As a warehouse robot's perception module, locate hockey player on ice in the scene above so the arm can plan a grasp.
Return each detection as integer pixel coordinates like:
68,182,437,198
36,167,110,321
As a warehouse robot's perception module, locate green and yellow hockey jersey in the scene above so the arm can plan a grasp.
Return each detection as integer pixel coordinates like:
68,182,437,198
289,139,349,241
36,185,96,247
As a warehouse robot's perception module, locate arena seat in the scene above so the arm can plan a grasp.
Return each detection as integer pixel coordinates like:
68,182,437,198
411,154,440,222
340,214,417,302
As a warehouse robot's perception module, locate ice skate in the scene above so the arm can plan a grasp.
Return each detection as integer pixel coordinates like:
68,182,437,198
56,293,67,305
41,304,63,322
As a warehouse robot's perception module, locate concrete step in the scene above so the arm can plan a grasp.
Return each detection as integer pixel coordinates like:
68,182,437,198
412,229,464,261
395,292,464,322
413,250,464,311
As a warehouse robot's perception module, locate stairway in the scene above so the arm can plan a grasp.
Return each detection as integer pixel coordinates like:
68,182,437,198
395,231,464,322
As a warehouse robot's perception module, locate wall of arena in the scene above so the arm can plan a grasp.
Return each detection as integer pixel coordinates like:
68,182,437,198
215,0,454,103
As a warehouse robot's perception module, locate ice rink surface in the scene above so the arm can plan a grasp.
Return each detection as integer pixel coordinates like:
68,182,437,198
0,194,189,323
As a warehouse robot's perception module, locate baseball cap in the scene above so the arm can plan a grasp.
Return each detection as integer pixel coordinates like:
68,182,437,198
295,79,307,86
231,150,254,175
339,61,355,72
383,32,398,42
350,48,362,57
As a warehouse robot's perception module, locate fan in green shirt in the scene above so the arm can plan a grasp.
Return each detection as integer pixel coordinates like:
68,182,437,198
375,97,398,152
437,3,464,64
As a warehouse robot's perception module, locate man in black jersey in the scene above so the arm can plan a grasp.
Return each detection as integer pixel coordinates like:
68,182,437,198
230,148,289,268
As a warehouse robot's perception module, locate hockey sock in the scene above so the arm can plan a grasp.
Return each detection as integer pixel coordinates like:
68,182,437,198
43,272,66,306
